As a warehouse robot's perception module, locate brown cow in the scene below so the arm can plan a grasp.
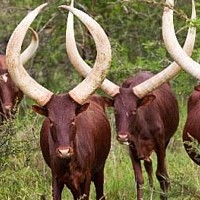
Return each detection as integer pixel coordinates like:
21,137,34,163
162,0,200,165
37,94,111,200
6,3,111,200
66,1,196,199
0,55,23,121
0,27,38,123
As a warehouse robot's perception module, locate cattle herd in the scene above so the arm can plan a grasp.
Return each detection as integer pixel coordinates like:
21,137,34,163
0,0,199,199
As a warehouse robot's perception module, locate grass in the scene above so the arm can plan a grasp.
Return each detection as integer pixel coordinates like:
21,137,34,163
0,100,199,200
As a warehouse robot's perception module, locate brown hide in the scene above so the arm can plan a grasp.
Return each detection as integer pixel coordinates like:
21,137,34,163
0,55,23,122
112,71,179,199
183,85,200,165
36,94,111,200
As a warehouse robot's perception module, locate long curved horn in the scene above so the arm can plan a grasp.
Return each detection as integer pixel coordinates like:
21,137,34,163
162,0,200,79
6,3,53,106
21,27,39,65
59,5,112,104
132,0,196,98
65,0,120,97
65,0,195,99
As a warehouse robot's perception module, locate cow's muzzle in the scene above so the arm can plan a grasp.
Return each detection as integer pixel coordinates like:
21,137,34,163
117,132,130,145
56,147,74,159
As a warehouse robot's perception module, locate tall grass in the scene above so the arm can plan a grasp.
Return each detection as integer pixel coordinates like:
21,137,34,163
0,99,199,200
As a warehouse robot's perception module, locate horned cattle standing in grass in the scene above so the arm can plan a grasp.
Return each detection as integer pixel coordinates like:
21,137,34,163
6,3,112,200
162,0,200,165
0,27,38,123
66,1,196,199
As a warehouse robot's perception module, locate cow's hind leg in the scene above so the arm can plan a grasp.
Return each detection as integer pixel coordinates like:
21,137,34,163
93,167,105,200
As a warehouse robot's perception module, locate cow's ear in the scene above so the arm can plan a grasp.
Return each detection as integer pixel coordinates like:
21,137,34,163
75,103,90,115
32,105,48,116
103,96,114,107
139,94,155,107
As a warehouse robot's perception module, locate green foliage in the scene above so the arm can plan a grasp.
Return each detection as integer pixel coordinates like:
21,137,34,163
0,120,19,167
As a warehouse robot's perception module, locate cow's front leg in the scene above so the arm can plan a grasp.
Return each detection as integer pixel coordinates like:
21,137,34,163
78,171,91,200
129,147,144,200
93,167,106,200
52,176,64,200
156,148,170,200
144,159,154,199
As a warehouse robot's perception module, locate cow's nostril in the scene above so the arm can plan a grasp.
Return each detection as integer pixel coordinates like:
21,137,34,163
56,147,74,159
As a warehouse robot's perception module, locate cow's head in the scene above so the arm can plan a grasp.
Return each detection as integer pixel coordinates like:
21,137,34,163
6,3,111,159
112,86,155,146
33,94,90,159
0,65,23,119
0,55,22,119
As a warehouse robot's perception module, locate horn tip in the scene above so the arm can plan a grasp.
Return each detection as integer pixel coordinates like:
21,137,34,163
39,3,48,10
165,0,174,7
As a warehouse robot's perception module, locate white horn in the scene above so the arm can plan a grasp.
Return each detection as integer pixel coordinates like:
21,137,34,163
65,0,120,97
133,0,196,98
59,5,112,104
6,3,53,106
21,27,39,65
162,0,200,79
